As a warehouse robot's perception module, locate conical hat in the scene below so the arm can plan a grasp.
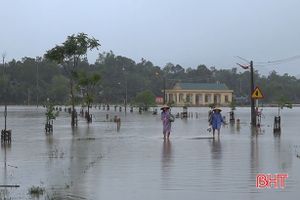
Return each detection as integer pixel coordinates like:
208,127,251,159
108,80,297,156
160,105,170,110
213,107,222,111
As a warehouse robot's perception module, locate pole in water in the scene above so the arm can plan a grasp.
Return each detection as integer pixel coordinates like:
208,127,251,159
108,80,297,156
250,61,256,126
256,99,259,126
4,105,7,131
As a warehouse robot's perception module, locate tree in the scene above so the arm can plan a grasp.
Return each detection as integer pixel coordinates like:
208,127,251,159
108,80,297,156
44,33,100,126
134,90,155,110
49,75,69,104
45,101,58,121
163,62,184,75
76,71,101,122
277,96,292,116
45,99,59,132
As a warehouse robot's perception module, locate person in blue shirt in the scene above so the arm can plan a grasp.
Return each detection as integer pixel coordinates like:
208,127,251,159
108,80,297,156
210,107,225,138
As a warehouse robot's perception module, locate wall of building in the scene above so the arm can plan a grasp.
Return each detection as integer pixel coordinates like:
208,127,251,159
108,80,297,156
165,90,233,106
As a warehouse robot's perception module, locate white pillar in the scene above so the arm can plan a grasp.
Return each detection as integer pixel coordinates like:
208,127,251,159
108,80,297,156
221,94,224,105
192,93,196,105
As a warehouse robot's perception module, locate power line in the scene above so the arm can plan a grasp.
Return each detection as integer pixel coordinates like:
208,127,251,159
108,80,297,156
236,56,250,64
236,54,300,68
255,55,300,65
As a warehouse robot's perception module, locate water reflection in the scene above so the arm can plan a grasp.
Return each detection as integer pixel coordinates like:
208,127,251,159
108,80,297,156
1,143,11,168
210,138,222,160
229,122,235,134
1,143,11,190
0,188,10,200
1,143,11,151
161,139,173,189
46,134,54,146
66,125,99,198
273,130,281,138
250,130,259,174
1,106,300,199
208,138,223,192
273,135,292,171
236,119,241,132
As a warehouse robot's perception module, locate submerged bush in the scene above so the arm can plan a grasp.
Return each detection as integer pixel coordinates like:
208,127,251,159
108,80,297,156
28,186,45,196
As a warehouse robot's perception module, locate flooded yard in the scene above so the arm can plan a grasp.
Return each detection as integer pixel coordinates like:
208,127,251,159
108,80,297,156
0,106,300,199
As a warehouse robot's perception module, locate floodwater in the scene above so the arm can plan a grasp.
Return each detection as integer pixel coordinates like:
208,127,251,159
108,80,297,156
0,106,300,200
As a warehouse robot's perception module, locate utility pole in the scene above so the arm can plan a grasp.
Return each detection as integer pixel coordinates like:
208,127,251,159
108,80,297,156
122,67,127,114
236,58,256,126
2,53,7,168
27,88,30,105
125,75,127,114
155,72,166,104
36,58,39,107
2,53,7,131
250,61,256,126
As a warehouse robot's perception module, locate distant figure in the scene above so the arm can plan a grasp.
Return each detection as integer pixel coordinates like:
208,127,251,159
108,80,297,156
208,106,215,124
161,105,172,139
116,117,121,131
210,107,225,138
114,115,121,131
152,108,158,115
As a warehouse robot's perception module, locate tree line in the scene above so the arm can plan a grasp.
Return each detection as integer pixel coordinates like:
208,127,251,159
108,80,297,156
1,47,300,107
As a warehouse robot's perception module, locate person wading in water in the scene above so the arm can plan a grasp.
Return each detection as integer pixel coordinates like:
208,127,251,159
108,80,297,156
210,107,225,138
161,105,172,140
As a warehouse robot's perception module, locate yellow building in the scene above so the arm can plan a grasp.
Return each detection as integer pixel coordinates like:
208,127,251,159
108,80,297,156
165,82,233,106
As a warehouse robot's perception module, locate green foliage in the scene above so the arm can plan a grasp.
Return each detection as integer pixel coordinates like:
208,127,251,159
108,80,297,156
277,96,293,116
49,75,69,104
45,33,100,65
278,97,292,109
134,90,156,108
76,71,101,107
44,33,100,126
44,33,100,105
45,101,58,120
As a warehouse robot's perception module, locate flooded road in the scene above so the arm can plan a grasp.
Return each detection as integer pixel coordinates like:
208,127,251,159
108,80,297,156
0,106,300,199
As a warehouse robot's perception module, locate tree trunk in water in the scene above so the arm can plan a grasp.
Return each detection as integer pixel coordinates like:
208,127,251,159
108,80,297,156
87,103,90,122
70,79,76,127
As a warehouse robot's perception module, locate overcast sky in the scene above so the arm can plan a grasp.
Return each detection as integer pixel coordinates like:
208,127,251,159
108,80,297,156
1,0,300,75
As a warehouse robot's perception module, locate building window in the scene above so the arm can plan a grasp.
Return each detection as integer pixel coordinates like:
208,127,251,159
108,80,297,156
225,95,229,103
179,93,184,102
186,94,190,103
196,94,203,105
214,94,221,104
205,94,211,103
198,94,203,103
